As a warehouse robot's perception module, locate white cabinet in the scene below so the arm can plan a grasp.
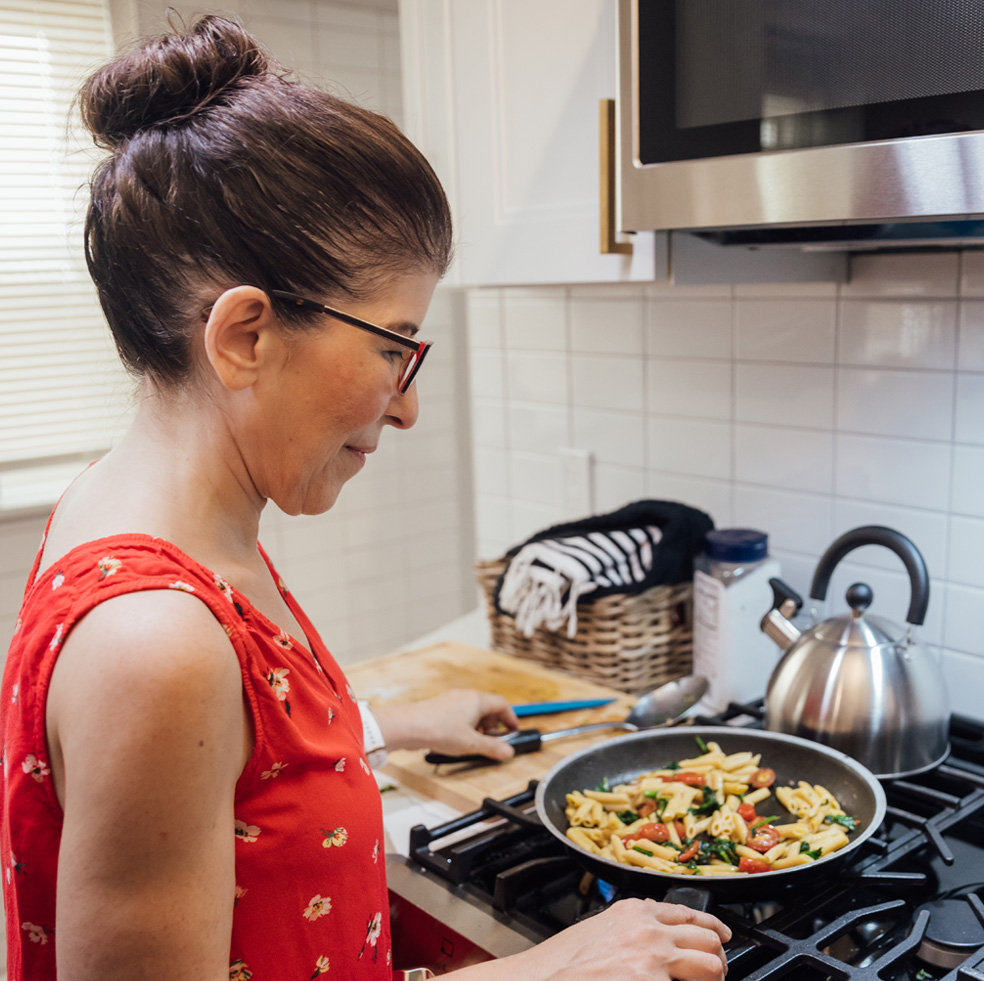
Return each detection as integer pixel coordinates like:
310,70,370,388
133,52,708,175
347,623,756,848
399,0,663,287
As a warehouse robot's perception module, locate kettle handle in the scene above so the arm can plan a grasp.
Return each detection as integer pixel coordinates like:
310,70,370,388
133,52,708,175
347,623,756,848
809,525,930,626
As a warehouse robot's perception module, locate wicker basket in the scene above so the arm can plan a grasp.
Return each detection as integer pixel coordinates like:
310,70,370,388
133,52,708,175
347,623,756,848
476,558,694,695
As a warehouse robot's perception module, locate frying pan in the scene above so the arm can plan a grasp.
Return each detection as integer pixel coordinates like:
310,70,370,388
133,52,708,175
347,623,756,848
534,726,886,902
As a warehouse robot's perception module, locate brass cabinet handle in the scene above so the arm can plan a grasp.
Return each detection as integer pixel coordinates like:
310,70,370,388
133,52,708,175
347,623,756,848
599,98,633,255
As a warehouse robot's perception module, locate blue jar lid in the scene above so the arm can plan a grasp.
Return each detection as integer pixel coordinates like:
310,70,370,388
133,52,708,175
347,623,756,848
704,528,768,563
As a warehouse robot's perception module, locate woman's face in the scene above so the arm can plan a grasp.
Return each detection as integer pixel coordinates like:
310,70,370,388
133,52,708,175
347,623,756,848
242,269,439,515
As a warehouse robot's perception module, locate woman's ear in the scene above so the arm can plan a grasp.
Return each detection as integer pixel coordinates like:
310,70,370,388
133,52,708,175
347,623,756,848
201,286,282,391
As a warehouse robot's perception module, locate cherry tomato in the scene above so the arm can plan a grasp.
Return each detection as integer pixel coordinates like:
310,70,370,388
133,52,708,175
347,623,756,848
673,771,705,787
739,856,772,874
749,767,776,789
673,820,687,840
746,824,781,853
737,802,757,823
624,822,670,844
677,841,700,863
638,800,658,818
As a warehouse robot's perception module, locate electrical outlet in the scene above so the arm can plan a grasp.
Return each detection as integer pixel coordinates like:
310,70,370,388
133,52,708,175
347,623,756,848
559,448,594,518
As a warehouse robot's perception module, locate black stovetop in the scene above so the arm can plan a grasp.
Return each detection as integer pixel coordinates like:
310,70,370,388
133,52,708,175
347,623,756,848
408,706,984,980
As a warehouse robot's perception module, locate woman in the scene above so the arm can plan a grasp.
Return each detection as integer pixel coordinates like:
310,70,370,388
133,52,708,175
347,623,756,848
0,16,730,980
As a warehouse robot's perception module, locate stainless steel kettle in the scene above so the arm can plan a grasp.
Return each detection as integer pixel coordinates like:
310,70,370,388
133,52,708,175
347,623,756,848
760,525,950,779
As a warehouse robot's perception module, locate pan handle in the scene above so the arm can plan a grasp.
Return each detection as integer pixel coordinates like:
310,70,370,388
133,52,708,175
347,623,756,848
662,885,713,912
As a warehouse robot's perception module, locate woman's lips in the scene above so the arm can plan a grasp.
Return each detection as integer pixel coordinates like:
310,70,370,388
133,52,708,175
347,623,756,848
345,445,372,465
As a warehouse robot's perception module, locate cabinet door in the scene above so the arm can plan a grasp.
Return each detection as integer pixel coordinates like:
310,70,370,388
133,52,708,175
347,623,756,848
400,0,662,286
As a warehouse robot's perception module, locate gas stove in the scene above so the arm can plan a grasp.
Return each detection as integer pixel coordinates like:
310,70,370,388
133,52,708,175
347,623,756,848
388,704,984,979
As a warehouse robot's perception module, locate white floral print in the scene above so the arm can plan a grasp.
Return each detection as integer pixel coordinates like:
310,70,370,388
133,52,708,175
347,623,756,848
266,667,290,701
48,624,63,652
51,572,64,590
273,629,292,650
234,820,261,843
358,911,383,961
303,894,331,922
261,762,287,780
169,580,195,593
332,758,346,773
372,839,380,864
22,922,48,945
10,683,17,705
321,827,348,848
214,575,234,602
234,884,247,903
22,754,49,783
97,556,121,579
359,756,371,776
312,954,330,976
229,959,252,980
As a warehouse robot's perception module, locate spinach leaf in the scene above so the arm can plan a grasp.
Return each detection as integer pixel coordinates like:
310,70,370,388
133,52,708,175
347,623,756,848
799,842,822,860
595,777,611,793
617,810,639,825
690,788,720,816
823,813,858,831
695,735,709,754
632,845,654,857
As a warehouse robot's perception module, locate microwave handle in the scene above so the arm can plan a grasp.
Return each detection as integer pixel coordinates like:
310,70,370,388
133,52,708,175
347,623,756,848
599,99,633,256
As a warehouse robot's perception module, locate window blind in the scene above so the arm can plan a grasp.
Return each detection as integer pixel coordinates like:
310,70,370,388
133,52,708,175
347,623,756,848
0,0,132,512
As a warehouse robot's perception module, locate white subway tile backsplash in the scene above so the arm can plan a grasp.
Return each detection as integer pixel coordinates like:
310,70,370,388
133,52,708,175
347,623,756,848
475,495,513,552
836,434,951,510
570,355,644,412
593,464,647,513
939,649,984,716
469,349,506,399
735,299,836,363
962,253,984,296
733,485,833,556
948,516,984,588
735,424,834,494
503,295,567,352
952,444,984,517
572,407,645,468
466,292,503,349
506,352,569,403
471,399,508,449
647,300,732,359
647,472,731,526
838,299,958,370
736,363,835,430
510,453,563,508
837,368,955,441
944,583,984,655
570,298,645,355
507,403,569,454
832,500,948,577
958,301,984,370
648,418,731,480
842,252,960,298
510,500,563,543
955,373,984,445
473,448,510,497
647,359,731,420
734,282,838,299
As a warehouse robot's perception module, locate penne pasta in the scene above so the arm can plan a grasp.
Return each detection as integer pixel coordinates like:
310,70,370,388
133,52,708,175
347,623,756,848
563,739,862,878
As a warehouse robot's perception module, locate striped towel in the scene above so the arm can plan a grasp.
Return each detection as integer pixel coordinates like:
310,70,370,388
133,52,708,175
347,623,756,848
494,500,714,639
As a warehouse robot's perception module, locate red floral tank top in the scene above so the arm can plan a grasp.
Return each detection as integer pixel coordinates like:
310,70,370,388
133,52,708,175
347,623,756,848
1,530,391,980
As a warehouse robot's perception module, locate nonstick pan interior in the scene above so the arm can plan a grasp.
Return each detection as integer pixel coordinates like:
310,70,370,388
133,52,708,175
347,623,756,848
534,726,887,900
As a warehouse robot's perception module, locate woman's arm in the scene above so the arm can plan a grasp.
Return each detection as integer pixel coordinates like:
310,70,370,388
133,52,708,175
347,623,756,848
46,590,249,980
372,689,518,761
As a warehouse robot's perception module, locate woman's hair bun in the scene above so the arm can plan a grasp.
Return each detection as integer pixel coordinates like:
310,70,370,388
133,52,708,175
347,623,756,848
80,15,272,147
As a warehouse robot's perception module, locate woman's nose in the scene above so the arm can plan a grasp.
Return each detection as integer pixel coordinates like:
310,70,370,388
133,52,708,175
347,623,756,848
385,381,418,429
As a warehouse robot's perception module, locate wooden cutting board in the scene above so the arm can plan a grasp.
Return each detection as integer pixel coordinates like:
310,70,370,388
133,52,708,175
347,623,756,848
344,641,638,813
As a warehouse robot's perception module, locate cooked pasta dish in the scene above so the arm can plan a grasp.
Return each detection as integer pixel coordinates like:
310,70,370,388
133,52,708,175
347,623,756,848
564,738,860,876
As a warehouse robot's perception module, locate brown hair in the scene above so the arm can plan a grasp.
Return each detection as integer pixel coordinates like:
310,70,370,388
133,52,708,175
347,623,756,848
79,15,453,384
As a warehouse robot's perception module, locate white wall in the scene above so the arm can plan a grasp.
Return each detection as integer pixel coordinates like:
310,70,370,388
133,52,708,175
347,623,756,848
467,251,984,717
0,0,475,668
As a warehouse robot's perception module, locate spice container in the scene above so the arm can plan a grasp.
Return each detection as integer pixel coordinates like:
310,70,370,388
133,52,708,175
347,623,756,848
692,528,781,712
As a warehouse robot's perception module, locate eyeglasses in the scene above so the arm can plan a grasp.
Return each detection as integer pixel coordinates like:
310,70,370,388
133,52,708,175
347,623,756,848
269,290,431,395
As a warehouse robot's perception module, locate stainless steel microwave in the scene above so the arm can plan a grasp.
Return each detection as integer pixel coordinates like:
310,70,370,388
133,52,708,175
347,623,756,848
617,0,984,249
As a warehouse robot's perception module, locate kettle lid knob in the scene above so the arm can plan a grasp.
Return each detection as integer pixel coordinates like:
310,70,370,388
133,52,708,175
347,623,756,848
846,582,873,614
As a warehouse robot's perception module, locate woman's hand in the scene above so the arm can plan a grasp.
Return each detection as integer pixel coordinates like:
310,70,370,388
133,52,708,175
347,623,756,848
451,898,730,981
373,689,519,760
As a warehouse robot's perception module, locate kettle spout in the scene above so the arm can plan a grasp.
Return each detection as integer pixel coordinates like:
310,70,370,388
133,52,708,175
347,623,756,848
760,578,804,650
761,603,802,649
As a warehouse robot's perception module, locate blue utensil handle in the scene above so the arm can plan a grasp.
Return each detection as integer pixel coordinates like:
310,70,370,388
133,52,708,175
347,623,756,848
512,698,615,717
